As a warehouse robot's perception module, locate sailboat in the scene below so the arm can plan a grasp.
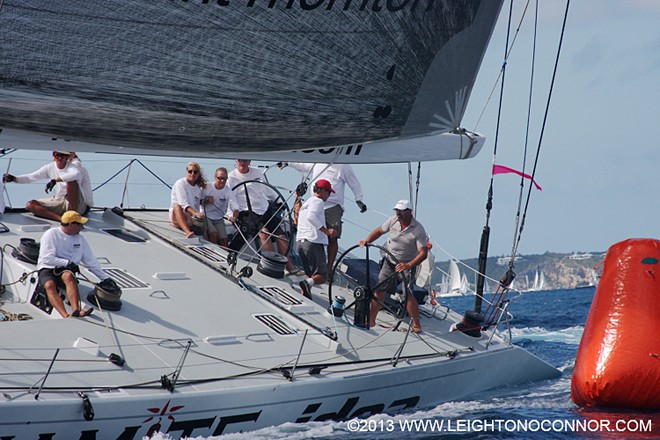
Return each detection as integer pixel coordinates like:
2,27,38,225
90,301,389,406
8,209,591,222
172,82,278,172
529,269,545,291
436,259,466,297
0,1,562,438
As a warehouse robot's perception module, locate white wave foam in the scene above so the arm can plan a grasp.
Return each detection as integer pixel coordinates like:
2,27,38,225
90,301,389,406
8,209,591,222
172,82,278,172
510,325,584,344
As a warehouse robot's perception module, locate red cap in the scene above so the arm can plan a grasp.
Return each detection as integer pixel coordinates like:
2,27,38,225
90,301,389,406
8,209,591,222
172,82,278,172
316,179,335,193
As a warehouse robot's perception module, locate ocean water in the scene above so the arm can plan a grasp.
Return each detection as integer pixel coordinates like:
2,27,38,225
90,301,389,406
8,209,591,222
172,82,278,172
151,287,660,440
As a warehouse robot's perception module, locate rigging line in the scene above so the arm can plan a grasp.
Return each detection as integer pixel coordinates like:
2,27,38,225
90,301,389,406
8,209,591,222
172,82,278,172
509,0,539,262
514,0,571,256
472,0,533,132
92,159,172,192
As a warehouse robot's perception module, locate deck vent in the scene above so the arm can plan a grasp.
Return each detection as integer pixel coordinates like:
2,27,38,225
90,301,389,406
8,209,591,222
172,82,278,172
259,286,303,306
187,246,227,264
254,314,296,335
104,268,149,289
101,228,147,243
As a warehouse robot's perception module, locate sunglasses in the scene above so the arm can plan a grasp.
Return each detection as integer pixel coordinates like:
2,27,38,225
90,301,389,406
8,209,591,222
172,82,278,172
187,169,200,175
216,176,227,181
62,222,83,227
53,153,69,158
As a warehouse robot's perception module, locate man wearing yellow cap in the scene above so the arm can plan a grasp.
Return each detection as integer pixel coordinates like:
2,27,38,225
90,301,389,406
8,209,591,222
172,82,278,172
37,211,113,318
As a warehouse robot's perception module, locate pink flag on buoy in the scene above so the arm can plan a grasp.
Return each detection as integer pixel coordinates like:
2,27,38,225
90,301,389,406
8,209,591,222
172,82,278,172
492,164,542,190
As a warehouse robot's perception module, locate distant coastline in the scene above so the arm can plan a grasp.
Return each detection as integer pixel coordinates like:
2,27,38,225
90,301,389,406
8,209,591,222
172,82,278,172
433,251,604,292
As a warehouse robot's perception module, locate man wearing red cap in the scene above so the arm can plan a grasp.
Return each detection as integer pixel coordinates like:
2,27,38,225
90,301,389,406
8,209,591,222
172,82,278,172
296,179,337,299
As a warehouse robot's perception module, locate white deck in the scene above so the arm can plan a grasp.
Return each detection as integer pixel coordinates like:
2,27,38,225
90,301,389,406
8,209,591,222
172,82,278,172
0,208,559,439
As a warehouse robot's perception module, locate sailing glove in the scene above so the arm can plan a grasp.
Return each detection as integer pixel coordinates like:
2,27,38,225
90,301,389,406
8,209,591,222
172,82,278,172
276,162,288,169
356,200,367,213
45,179,57,193
295,182,308,197
3,173,16,183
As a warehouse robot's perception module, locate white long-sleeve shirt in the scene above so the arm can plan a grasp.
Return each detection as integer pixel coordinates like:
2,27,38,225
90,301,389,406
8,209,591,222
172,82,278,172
37,227,108,281
69,158,94,207
296,196,328,245
289,163,363,209
169,177,203,217
16,162,83,200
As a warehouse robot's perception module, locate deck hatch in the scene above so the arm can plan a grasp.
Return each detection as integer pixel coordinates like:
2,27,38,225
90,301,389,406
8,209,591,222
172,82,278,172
254,314,296,335
101,228,147,243
187,246,227,264
259,286,303,306
104,268,149,289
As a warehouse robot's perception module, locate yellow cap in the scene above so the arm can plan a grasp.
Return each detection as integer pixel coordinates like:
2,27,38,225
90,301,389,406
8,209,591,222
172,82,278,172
61,211,88,224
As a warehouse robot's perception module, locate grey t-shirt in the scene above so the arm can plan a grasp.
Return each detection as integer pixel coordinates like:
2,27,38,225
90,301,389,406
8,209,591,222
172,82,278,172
381,215,428,263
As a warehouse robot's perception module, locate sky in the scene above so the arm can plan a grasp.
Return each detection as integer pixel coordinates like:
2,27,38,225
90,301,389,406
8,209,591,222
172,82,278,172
3,0,660,262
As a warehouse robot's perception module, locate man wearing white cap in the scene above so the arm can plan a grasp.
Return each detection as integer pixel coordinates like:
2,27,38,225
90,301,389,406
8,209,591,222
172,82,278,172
37,211,114,318
296,179,337,299
359,199,428,333
3,151,89,222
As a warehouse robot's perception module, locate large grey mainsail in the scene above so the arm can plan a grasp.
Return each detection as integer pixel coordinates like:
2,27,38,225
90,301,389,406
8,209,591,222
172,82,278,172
0,0,502,158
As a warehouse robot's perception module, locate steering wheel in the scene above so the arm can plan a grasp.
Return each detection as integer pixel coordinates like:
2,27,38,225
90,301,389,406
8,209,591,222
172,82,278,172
229,179,294,257
328,243,411,322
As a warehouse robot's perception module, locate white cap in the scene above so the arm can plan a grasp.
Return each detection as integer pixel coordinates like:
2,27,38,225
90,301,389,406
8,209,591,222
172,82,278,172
393,199,412,211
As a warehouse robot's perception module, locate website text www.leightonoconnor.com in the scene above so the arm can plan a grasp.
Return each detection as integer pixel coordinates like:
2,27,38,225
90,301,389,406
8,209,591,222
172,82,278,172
346,418,654,434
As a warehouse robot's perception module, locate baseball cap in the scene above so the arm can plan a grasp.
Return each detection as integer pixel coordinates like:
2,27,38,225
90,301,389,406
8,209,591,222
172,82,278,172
61,211,88,224
393,200,412,211
316,179,335,193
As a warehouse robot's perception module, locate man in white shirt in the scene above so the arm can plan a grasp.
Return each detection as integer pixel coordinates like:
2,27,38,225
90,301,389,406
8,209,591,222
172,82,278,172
3,151,89,222
227,160,297,272
282,163,366,274
202,167,240,248
296,179,337,299
37,211,115,318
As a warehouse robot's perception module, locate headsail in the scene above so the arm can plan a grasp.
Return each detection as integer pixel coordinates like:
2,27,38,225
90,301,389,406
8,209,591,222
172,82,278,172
0,0,503,161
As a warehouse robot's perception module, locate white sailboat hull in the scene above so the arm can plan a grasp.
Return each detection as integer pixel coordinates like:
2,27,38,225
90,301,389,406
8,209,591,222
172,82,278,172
0,209,559,439
1,346,556,438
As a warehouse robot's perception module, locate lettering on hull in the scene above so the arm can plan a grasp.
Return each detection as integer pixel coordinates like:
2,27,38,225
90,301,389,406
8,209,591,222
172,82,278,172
8,394,420,439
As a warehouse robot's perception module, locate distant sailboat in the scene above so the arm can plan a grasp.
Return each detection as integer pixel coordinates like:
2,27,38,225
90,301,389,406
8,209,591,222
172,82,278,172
437,259,467,297
527,269,545,291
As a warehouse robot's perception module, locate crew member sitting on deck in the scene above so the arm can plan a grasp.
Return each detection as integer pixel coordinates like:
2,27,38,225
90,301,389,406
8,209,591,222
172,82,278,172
170,162,207,238
202,167,240,248
37,211,116,318
3,151,90,222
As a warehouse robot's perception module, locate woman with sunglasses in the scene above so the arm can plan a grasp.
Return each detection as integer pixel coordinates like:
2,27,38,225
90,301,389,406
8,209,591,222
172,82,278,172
169,162,207,238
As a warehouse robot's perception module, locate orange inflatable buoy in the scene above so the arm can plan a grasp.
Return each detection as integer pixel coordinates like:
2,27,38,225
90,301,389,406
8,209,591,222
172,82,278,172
571,238,660,409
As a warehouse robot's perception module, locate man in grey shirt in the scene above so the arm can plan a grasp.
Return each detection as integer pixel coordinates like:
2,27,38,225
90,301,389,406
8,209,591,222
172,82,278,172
359,200,428,333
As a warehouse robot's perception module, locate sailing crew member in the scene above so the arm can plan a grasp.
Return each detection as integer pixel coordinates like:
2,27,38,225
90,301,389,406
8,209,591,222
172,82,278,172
359,200,428,333
170,162,207,239
296,179,337,299
3,151,90,222
279,162,366,275
202,167,240,248
227,159,299,274
37,211,116,318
